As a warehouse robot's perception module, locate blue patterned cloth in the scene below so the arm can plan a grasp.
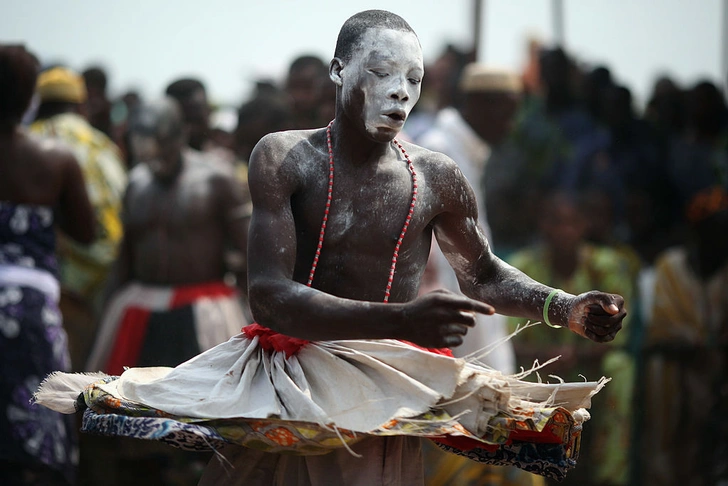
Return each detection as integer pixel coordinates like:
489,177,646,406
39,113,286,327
0,202,58,275
0,202,77,484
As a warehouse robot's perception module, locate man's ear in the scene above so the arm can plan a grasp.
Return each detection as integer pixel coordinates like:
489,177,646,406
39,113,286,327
329,58,344,87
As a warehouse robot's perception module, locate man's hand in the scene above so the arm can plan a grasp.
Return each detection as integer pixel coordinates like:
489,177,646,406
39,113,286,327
400,289,494,348
565,291,626,343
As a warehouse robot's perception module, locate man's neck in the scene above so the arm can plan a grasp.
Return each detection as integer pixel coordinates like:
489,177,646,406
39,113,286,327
330,117,395,167
154,154,185,186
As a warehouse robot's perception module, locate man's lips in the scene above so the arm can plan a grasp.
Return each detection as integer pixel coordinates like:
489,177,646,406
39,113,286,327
384,111,406,122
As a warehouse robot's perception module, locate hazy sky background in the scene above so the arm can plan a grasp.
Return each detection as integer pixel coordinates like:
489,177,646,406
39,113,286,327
2,0,724,110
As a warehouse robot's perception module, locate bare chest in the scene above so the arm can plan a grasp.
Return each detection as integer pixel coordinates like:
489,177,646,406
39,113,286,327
299,161,422,247
291,155,437,301
125,174,218,235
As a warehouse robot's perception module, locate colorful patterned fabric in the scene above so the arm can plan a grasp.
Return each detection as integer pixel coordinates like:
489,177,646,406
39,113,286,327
36,330,610,482
423,438,546,486
0,282,77,483
1,203,76,482
0,202,57,276
1,202,77,478
30,113,127,301
78,374,584,481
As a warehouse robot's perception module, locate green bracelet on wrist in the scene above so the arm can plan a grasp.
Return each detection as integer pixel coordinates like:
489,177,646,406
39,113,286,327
543,289,563,328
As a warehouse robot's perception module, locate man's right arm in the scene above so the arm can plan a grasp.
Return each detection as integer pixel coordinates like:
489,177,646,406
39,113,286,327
246,134,492,347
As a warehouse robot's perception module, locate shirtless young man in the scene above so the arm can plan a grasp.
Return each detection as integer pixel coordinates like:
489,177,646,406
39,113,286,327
200,9,625,485
87,97,250,374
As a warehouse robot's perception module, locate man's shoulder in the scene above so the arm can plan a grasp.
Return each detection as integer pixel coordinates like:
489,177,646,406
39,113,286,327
400,139,453,163
402,141,461,178
22,129,75,162
249,129,322,179
255,129,319,156
182,151,249,201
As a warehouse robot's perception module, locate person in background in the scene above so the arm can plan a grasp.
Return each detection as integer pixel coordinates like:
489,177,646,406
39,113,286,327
165,77,251,296
417,63,543,486
284,54,331,129
506,190,635,486
405,43,473,142
641,185,728,486
165,77,211,153
0,44,94,486
644,76,686,145
29,66,127,373
208,105,238,153
109,89,143,169
667,80,728,207
417,63,522,371
234,81,292,165
82,97,251,486
82,65,113,139
87,96,250,376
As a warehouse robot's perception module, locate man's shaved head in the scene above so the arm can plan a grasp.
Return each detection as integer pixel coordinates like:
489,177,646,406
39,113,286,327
334,10,417,63
133,97,185,141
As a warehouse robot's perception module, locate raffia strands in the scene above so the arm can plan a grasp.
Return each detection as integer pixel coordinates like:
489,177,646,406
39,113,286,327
33,371,109,413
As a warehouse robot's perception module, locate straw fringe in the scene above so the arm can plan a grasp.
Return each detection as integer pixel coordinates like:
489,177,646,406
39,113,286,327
32,371,108,413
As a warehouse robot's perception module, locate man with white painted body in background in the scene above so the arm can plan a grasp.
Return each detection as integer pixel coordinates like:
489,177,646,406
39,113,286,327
80,98,251,486
199,10,626,485
417,64,523,372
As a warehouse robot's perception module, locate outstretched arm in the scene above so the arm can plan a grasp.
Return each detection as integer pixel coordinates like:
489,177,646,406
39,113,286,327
432,161,625,343
246,134,493,347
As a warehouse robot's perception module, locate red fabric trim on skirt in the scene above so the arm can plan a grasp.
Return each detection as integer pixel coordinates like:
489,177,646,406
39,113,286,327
241,325,454,359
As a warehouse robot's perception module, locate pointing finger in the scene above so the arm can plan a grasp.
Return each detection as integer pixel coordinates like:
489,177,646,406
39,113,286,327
458,298,495,316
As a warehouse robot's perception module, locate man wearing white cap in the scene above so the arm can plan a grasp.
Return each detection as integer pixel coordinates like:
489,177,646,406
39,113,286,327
417,65,539,486
417,64,522,371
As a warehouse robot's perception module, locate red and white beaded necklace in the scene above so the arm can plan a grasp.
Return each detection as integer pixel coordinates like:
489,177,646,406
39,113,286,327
306,120,418,303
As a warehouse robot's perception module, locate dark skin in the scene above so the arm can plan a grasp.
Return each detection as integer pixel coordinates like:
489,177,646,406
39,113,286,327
0,125,94,244
110,98,248,294
248,27,625,349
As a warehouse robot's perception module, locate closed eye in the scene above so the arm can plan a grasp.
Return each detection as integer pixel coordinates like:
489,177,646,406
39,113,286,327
408,78,421,85
370,70,388,78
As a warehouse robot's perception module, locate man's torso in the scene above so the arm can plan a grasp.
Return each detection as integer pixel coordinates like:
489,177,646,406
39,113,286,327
276,130,457,303
125,155,229,285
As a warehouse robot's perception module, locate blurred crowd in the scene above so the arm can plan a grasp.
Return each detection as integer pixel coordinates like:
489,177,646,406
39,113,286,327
1,28,727,486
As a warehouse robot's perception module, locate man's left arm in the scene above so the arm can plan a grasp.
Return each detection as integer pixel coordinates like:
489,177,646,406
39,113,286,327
432,163,625,343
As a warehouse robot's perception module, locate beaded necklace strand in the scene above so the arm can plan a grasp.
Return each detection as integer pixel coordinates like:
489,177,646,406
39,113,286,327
306,121,418,303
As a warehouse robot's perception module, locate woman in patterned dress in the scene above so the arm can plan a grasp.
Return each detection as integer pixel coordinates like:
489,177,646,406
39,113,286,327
0,44,94,485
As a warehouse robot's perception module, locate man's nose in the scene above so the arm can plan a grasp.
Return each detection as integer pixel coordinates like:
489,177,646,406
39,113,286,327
388,77,410,102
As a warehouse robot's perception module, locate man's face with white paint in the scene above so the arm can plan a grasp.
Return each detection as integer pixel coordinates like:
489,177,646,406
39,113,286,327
338,27,424,141
131,100,185,181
